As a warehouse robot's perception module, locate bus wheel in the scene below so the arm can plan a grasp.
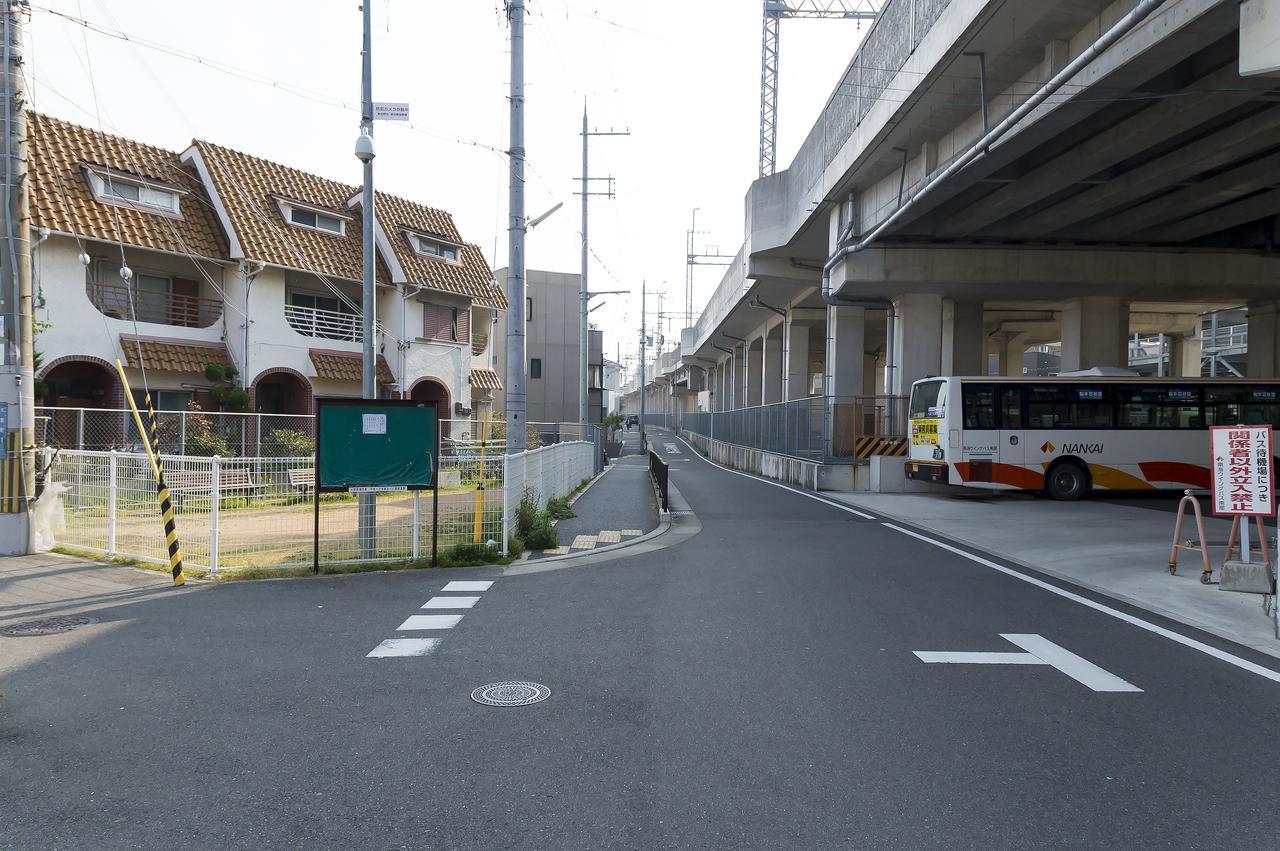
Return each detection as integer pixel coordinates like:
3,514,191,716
1046,460,1089,501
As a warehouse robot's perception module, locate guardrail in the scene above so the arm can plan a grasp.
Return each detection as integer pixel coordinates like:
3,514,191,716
648,449,669,511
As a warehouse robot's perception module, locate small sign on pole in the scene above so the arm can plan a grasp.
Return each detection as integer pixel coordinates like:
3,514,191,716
1210,425,1274,517
373,102,410,121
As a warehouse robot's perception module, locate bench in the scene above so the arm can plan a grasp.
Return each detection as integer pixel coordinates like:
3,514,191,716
165,467,264,504
287,467,315,497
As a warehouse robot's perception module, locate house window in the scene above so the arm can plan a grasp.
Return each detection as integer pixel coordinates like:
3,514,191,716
131,389,191,412
90,171,179,213
415,235,459,261
530,358,542,379
422,302,470,344
289,207,344,234
526,296,533,321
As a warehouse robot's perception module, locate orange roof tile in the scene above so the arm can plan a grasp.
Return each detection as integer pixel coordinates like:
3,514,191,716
30,113,227,261
309,348,394,384
119,335,230,373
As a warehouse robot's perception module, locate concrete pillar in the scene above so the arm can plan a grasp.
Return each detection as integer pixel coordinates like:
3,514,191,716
1170,333,1203,378
763,332,783,404
1000,334,1029,376
747,340,763,406
734,346,747,408
891,293,943,395
1060,296,1129,372
1247,301,1280,377
825,305,865,399
783,321,811,400
941,299,983,376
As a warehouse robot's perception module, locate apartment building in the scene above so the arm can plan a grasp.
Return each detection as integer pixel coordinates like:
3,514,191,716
30,112,503,433
491,268,604,424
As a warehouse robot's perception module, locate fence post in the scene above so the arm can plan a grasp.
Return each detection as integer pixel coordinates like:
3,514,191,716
500,453,509,555
107,450,117,556
179,411,187,455
76,408,85,450
209,455,221,577
412,490,421,560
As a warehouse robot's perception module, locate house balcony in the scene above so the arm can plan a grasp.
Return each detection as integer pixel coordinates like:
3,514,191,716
89,280,222,328
284,303,384,343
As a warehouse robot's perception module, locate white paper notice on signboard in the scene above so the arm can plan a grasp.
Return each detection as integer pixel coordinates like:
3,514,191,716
1210,425,1274,516
362,413,387,435
373,102,410,121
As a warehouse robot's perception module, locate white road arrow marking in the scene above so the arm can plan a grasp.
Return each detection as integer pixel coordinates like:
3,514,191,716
914,633,1142,693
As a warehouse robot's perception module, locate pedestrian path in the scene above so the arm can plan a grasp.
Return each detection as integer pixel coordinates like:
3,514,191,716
528,453,659,558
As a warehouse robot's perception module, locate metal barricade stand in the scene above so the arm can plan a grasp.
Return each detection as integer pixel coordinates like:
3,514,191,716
1168,489,1213,584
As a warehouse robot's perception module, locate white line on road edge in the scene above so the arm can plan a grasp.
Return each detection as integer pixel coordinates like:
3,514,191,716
367,638,443,658
421,596,480,609
668,431,1280,686
671,434,876,520
397,614,464,630
886,522,1280,686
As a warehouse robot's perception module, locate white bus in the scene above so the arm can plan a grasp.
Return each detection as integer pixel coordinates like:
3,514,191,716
905,376,1280,500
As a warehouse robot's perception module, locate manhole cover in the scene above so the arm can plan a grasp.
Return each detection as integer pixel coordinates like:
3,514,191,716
1,615,96,637
470,681,551,707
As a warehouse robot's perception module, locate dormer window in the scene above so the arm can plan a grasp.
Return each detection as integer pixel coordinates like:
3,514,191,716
275,197,350,236
413,234,459,262
84,167,182,215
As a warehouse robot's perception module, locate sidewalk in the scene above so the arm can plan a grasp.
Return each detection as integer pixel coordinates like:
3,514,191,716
826,489,1280,658
528,452,660,559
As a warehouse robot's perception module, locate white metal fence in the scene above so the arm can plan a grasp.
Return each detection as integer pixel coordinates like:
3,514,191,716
45,439,597,574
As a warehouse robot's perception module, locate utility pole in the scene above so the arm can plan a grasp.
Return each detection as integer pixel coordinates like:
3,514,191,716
354,0,377,557
575,102,627,428
504,0,527,455
639,280,646,452
0,1,32,555
684,207,735,327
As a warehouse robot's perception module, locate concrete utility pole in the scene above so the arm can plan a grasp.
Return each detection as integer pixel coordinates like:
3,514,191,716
575,103,626,428
639,280,646,451
0,1,32,555
355,0,377,557
504,0,527,455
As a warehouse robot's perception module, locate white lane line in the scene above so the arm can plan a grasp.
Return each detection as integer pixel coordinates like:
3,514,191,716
672,434,876,520
1001,633,1143,693
441,580,493,592
671,432,1280,686
884,522,1280,686
367,638,443,658
421,596,480,609
913,651,1045,665
397,614,464,630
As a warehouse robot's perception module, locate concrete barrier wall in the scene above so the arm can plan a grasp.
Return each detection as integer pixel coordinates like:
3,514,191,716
681,431,820,490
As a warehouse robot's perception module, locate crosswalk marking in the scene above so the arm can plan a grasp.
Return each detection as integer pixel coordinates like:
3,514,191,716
396,614,464,630
367,638,443,658
421,596,480,609
441,580,493,592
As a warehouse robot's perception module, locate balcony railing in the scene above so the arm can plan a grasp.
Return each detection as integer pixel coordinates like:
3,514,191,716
89,281,222,328
284,303,383,343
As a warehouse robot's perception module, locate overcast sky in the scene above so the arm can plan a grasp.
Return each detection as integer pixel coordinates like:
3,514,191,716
30,0,869,374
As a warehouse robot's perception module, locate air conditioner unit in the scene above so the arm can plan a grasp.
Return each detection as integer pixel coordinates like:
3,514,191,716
454,402,472,416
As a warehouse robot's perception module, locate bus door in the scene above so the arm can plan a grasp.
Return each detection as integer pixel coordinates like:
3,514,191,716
999,385,1026,476
958,382,999,483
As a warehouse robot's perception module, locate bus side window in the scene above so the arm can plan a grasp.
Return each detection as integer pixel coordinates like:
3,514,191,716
1002,387,1022,429
962,384,997,429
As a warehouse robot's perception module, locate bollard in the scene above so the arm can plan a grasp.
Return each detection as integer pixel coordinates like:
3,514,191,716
1168,489,1212,583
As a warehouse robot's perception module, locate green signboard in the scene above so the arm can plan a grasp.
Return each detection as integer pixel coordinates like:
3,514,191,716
316,400,438,490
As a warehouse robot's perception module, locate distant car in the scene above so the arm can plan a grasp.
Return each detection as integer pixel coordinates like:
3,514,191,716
625,415,639,429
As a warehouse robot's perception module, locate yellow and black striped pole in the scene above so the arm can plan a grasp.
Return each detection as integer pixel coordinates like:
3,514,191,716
114,361,185,586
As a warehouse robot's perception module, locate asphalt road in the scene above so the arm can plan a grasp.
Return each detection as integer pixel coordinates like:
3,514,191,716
3,428,1280,849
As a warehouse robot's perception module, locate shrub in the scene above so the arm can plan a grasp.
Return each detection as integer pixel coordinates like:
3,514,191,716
438,542,500,567
515,496,558,550
186,428,231,457
546,495,575,520
261,428,315,457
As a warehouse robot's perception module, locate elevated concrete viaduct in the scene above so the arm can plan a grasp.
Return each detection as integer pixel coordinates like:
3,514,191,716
651,0,1280,433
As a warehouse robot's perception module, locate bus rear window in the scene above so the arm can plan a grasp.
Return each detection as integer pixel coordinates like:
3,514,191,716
910,380,945,418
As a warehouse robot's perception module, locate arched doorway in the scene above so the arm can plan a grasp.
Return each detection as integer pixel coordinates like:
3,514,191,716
38,357,123,449
252,369,315,453
253,368,314,417
410,378,451,437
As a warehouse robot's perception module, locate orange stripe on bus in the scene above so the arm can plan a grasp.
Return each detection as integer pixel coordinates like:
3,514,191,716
956,461,1044,490
1086,464,1156,491
1138,461,1211,489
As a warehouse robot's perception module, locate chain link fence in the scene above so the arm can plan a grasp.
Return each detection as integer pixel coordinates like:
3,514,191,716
682,396,907,462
